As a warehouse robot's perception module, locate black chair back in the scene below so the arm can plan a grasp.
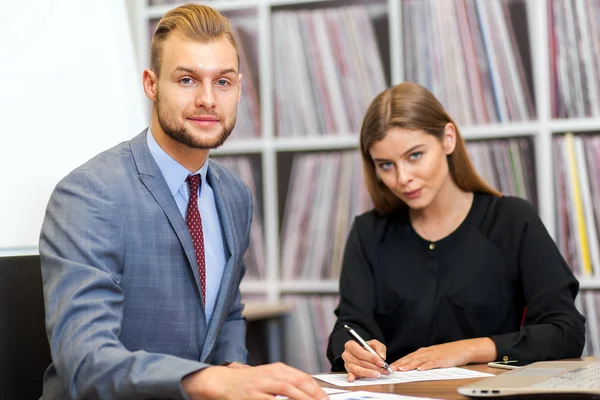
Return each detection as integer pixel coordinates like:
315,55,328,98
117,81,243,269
0,255,51,400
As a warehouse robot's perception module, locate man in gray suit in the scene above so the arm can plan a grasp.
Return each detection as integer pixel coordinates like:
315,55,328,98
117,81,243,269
39,4,327,400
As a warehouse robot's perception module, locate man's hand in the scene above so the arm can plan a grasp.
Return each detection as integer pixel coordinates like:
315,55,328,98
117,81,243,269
341,339,391,382
222,361,250,369
182,363,329,400
391,338,497,372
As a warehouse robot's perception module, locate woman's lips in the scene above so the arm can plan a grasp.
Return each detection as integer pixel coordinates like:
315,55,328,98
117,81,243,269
404,188,422,199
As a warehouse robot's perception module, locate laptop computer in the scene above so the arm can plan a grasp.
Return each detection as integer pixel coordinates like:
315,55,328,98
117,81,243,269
458,361,600,397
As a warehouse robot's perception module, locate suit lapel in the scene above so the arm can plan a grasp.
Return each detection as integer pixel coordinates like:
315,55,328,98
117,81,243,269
129,131,207,322
201,160,240,360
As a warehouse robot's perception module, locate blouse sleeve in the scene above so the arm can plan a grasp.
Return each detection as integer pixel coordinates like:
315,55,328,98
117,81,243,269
489,199,586,362
326,217,385,371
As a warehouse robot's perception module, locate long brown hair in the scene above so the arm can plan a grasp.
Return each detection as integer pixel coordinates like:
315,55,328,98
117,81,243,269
150,4,239,77
360,82,501,215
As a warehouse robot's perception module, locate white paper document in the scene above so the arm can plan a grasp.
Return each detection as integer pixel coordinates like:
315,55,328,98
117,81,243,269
328,391,441,399
276,387,349,399
313,367,494,387
279,388,440,400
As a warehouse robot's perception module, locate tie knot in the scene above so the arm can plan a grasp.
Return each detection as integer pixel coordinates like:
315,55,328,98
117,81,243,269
186,174,201,193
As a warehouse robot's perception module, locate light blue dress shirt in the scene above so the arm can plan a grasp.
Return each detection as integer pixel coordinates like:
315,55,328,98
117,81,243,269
146,129,227,324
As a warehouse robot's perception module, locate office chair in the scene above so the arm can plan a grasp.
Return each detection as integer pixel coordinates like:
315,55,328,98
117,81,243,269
0,255,51,400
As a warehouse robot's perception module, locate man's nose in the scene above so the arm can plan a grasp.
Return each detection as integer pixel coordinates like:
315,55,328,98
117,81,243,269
195,83,215,108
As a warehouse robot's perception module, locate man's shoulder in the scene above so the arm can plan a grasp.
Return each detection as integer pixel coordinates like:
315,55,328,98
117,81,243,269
60,137,137,187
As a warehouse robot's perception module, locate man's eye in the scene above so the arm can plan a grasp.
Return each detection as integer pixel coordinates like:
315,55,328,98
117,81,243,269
216,79,229,86
180,77,193,84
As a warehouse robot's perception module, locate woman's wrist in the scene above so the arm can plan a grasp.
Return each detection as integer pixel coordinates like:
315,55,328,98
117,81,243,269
467,337,497,364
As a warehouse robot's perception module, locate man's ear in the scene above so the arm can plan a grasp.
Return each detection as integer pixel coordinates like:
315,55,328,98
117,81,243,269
142,69,158,101
443,122,457,155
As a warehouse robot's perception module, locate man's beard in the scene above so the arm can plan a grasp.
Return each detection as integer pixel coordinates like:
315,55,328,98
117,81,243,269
156,93,236,150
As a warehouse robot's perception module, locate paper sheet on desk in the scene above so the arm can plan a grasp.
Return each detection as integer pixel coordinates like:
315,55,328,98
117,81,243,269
277,388,441,399
275,387,349,399
313,367,494,387
327,391,442,399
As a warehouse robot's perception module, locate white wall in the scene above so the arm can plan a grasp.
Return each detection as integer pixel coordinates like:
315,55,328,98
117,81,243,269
0,0,145,254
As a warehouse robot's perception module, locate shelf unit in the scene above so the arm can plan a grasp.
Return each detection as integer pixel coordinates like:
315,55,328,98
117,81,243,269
129,0,600,369
130,0,600,295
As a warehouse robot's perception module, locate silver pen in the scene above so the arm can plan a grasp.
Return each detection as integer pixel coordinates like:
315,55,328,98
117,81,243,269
344,324,394,374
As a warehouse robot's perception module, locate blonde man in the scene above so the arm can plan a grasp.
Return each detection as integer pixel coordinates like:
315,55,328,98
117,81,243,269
40,4,327,399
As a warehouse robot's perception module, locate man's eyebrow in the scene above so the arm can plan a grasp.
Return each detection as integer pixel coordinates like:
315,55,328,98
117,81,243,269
173,66,238,76
216,68,238,76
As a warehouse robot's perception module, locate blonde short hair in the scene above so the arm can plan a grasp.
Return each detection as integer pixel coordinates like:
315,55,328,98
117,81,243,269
150,3,239,76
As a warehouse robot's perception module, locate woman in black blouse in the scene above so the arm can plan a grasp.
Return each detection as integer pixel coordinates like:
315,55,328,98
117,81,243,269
326,82,585,382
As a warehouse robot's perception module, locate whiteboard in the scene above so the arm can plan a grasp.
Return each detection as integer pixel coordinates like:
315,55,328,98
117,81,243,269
0,1,145,253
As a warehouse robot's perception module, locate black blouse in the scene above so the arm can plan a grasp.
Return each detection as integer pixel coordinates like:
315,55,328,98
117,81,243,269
327,192,586,371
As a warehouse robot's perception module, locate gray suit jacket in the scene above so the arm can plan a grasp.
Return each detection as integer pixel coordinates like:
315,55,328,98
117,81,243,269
39,131,251,399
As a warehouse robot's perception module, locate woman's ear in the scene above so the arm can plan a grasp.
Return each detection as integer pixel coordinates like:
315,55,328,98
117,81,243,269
443,122,457,155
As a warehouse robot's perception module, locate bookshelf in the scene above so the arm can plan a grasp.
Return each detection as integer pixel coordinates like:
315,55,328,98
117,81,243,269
130,0,600,371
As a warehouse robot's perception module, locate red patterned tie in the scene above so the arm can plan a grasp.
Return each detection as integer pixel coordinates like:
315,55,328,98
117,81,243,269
186,174,206,307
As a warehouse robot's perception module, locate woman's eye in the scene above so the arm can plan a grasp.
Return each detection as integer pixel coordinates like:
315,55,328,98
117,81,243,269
409,152,422,161
378,162,393,170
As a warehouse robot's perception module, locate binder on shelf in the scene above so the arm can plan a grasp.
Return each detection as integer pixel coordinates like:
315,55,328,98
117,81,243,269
465,137,537,206
564,134,593,276
553,133,600,278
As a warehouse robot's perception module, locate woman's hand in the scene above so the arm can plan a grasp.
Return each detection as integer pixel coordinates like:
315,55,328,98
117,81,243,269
342,339,393,382
391,338,496,372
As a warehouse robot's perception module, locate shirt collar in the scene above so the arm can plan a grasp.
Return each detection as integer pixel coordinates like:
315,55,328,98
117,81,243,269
146,128,209,196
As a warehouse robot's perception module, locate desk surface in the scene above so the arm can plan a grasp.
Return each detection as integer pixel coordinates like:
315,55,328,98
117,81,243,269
319,358,599,399
320,364,504,400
